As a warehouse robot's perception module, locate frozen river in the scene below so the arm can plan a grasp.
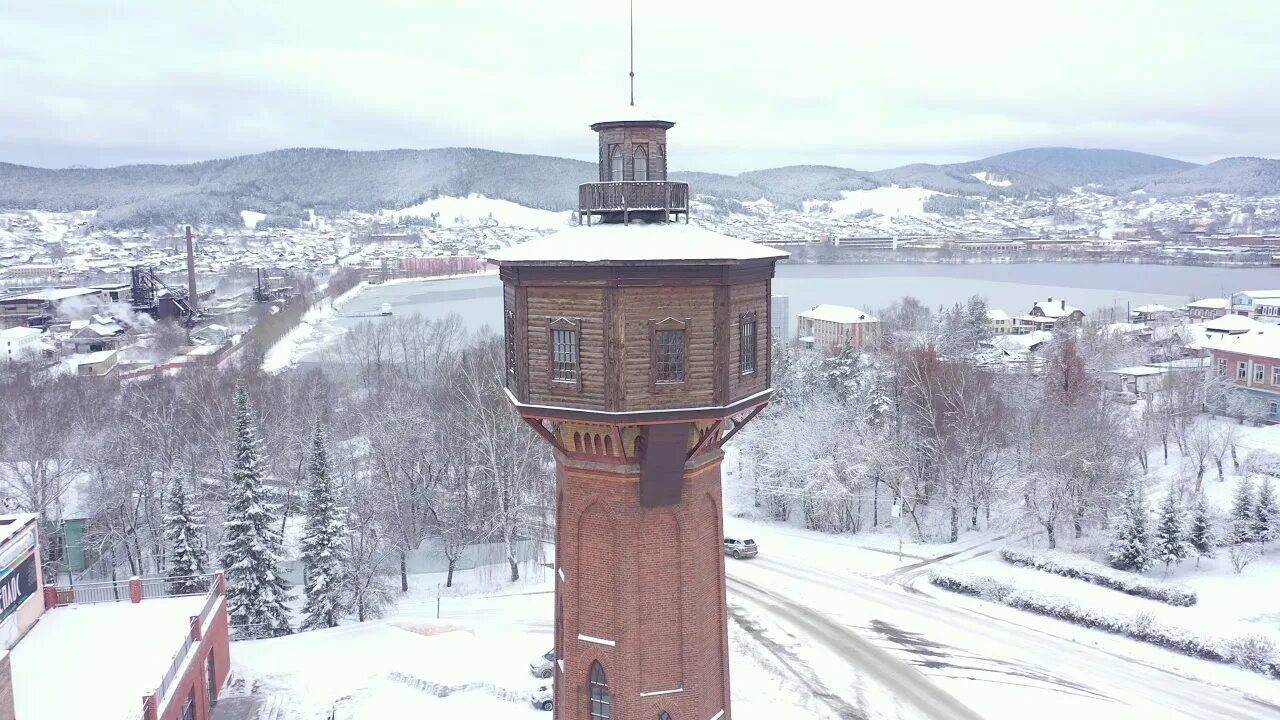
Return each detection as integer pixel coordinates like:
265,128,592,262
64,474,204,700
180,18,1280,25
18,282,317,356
301,262,1277,361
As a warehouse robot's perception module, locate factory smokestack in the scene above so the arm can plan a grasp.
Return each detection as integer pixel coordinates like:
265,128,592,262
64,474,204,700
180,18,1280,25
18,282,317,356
185,225,199,312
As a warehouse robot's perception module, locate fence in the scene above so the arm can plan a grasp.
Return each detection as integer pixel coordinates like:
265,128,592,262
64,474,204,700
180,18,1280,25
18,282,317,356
155,575,225,704
55,579,130,605
278,538,546,586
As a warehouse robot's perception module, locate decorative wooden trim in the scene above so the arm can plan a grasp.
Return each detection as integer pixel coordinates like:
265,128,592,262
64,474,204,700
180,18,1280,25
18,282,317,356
649,317,690,391
546,316,583,393
716,404,766,448
686,419,723,461
522,417,567,455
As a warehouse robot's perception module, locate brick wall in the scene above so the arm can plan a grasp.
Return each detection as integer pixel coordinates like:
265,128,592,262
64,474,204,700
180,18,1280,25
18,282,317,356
157,595,230,720
554,449,730,720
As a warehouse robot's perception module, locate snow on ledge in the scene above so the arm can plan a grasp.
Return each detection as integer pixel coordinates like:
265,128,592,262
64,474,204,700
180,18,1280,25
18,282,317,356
577,633,616,647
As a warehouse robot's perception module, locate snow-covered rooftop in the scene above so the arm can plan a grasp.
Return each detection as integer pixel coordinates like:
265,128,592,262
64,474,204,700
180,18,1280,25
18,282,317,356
4,287,98,303
0,513,38,548
797,304,878,324
1203,313,1262,334
1032,300,1082,318
11,595,206,720
0,326,41,341
1132,304,1176,313
1201,327,1280,360
487,222,789,265
987,309,1011,322
1109,365,1168,377
1186,297,1229,309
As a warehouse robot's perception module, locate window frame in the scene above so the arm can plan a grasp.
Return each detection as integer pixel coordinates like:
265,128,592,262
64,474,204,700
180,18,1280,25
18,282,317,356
1238,361,1248,380
739,311,758,376
1217,358,1227,376
649,317,689,390
547,317,582,390
589,660,611,720
1273,366,1280,386
504,310,517,378
609,145,625,182
1270,400,1279,417
633,145,649,182
1255,363,1266,382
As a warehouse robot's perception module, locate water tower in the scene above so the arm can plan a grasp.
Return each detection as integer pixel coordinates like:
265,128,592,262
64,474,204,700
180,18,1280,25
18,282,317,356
489,110,786,719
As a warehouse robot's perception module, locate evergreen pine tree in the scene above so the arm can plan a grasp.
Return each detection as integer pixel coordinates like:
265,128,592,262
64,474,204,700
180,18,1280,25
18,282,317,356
1254,475,1278,550
300,422,349,630
221,386,292,638
164,469,209,593
1108,480,1153,573
1230,477,1256,544
1152,491,1190,573
1187,493,1217,568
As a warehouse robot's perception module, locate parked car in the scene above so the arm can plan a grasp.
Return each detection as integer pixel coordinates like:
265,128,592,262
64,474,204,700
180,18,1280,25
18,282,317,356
723,537,758,559
529,649,554,678
531,683,553,711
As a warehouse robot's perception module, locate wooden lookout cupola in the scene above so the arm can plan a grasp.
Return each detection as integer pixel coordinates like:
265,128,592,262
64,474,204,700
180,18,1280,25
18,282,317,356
580,111,688,225
489,110,787,720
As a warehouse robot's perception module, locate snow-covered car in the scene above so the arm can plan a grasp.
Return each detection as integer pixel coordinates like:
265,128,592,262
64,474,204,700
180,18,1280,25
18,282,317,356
531,683,553,711
723,537,758,559
529,648,554,678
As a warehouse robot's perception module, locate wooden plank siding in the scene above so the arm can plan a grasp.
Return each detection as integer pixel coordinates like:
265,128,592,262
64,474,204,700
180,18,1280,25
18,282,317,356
622,286,717,410
728,280,769,403
526,286,607,409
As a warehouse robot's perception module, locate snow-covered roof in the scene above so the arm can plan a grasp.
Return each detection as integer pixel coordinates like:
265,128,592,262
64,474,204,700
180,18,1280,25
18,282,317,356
1234,289,1280,299
0,327,41,341
1109,365,1168,377
798,304,878,324
1201,327,1280,360
1185,297,1229,309
78,350,116,365
0,513,38,548
1132,304,1176,313
1203,313,1262,334
3,287,98,303
1031,300,1081,318
987,309,1011,322
487,222,789,265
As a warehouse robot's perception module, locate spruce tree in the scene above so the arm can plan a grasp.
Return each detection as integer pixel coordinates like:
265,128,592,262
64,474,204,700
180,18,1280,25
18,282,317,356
300,423,349,630
1152,491,1190,573
1187,493,1217,568
221,386,292,638
164,470,209,593
1230,477,1256,544
1108,480,1153,573
1254,476,1278,550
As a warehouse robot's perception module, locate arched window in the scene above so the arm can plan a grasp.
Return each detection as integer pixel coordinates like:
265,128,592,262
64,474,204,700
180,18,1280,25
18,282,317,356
633,434,646,461
589,661,611,719
610,146,625,182
593,434,603,455
633,146,649,181
573,432,583,452
603,435,613,455
658,713,672,720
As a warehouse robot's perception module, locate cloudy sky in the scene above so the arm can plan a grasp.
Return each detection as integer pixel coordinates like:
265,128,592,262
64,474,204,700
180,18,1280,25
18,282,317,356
3,0,1277,173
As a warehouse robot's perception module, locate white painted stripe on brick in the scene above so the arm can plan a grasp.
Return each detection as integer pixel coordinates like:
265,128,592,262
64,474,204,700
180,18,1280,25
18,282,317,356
558,567,565,581
639,688,684,697
558,659,564,674
577,633,617,647
709,710,725,720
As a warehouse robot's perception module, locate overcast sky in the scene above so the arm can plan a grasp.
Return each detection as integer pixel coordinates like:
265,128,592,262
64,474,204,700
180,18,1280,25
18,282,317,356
3,0,1277,173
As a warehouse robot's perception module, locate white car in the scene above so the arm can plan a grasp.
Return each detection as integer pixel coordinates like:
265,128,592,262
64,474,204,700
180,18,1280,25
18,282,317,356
529,648,554,678
531,683,553,711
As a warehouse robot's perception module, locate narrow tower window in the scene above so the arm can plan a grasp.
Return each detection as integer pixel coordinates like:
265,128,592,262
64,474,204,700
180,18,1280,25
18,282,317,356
656,330,685,383
739,312,757,374
549,318,580,384
610,145,625,181
634,145,649,181
589,661,611,719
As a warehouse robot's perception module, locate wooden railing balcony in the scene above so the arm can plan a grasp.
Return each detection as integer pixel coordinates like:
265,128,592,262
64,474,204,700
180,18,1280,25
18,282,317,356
578,181,690,224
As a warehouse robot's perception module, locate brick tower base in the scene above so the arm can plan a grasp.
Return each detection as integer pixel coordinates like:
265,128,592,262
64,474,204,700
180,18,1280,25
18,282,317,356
553,450,731,720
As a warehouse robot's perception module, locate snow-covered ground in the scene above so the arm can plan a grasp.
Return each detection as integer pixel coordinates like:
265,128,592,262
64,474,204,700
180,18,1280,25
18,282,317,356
810,186,942,218
383,194,571,230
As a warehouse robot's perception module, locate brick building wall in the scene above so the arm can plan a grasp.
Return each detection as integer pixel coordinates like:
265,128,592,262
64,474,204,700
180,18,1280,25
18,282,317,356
156,598,230,720
554,451,730,720
1211,348,1280,421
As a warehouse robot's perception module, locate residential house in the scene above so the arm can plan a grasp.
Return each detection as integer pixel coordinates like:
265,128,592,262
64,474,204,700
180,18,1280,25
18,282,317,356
1131,304,1177,324
797,304,879,354
1254,300,1280,324
1014,298,1083,333
1230,289,1280,317
75,350,118,380
0,326,41,363
987,309,1012,335
1204,328,1280,423
1185,297,1230,321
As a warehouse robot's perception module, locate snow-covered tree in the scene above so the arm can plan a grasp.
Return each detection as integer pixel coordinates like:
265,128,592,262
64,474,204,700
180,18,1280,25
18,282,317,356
221,386,292,638
1152,491,1190,573
1187,493,1217,568
1230,477,1256,544
1254,475,1278,550
300,423,349,630
164,469,208,593
1108,480,1153,573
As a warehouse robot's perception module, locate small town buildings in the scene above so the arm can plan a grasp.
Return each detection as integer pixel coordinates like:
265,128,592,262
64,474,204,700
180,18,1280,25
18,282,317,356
987,309,1012,334
1254,300,1280,324
1013,298,1084,333
75,349,118,379
0,326,41,363
1185,297,1230,321
66,317,125,353
1131,304,1178,323
0,288,105,329
797,304,880,353
944,238,1027,252
1230,289,1280,317
770,295,789,345
833,235,895,250
1,515,230,720
1204,328,1280,422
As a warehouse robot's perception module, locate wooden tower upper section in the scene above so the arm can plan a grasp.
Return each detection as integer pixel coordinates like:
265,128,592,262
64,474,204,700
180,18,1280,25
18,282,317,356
580,111,687,224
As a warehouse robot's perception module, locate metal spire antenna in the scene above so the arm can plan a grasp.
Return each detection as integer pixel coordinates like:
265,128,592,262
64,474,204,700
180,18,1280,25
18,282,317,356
629,0,635,106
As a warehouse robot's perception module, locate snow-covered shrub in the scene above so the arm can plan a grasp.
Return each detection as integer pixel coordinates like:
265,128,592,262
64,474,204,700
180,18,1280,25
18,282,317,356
1245,450,1280,478
1225,635,1279,675
927,569,1280,679
999,548,1197,606
1229,542,1261,574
